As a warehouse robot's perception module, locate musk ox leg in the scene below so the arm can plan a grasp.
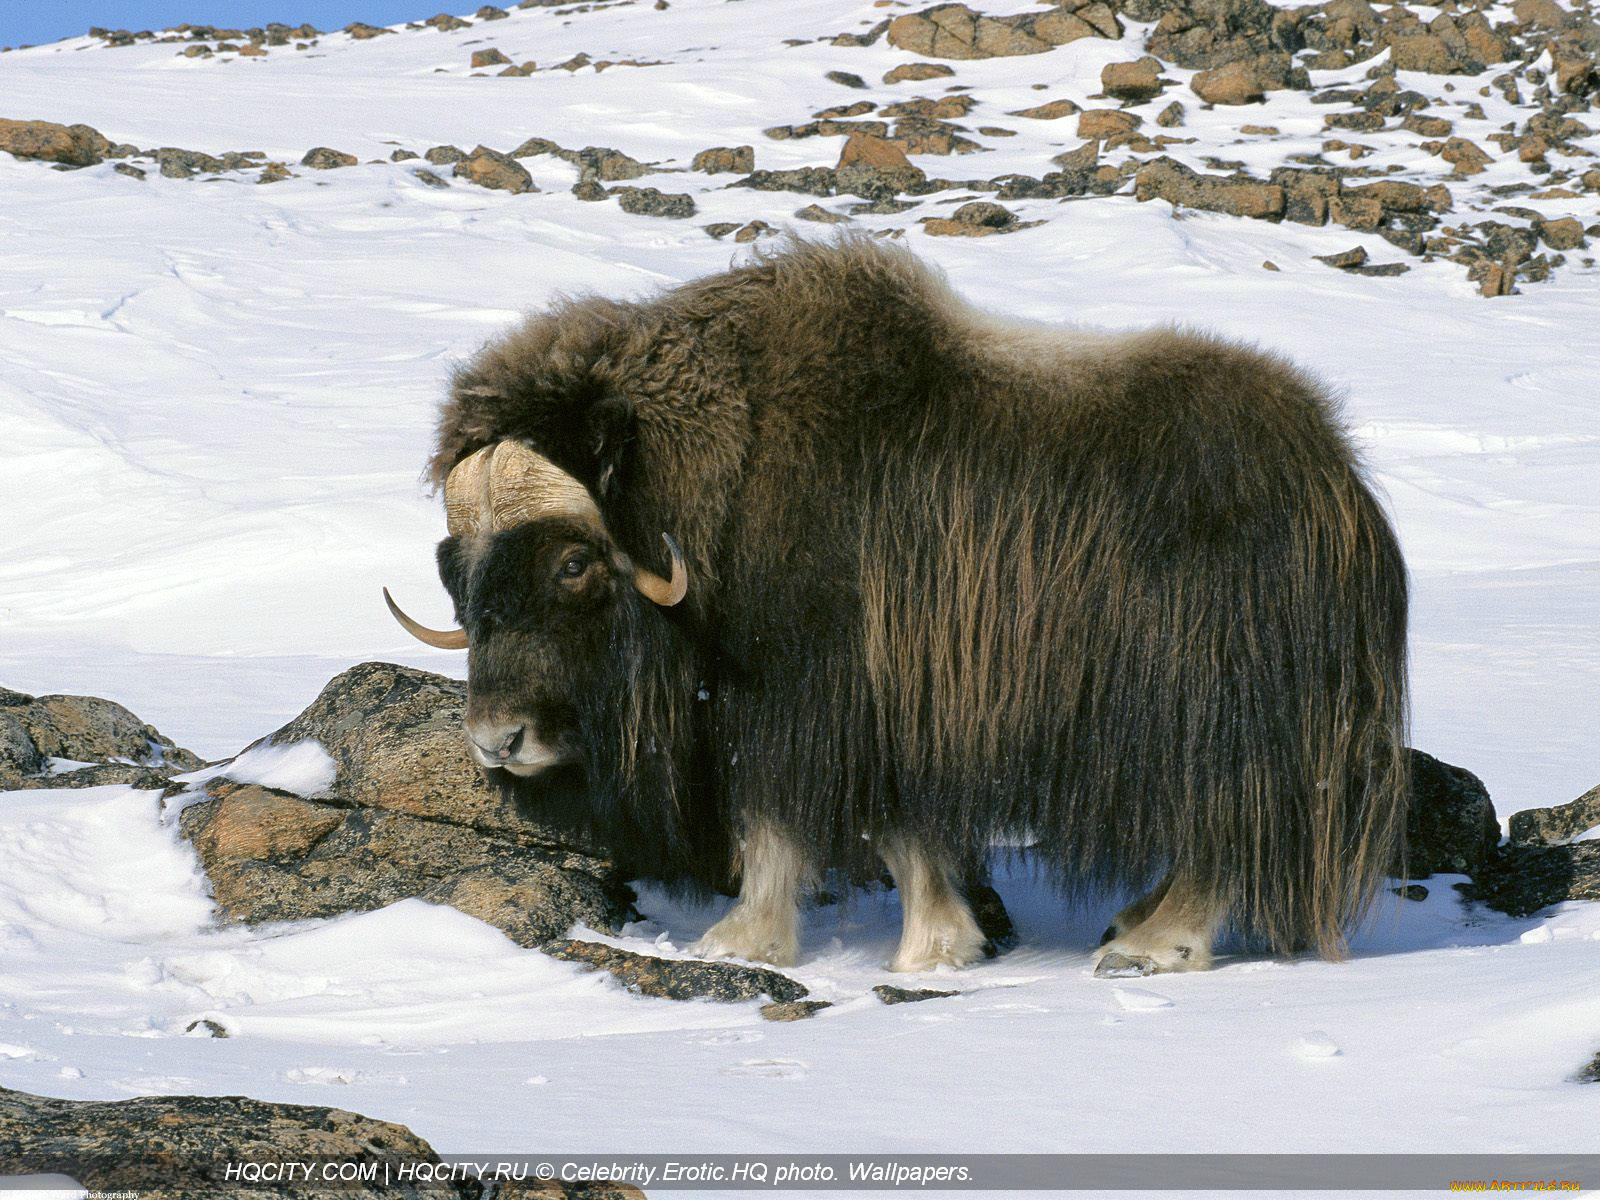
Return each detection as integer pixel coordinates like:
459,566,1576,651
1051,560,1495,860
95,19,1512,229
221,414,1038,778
692,822,812,967
877,836,989,973
1092,875,1226,978
1099,873,1174,946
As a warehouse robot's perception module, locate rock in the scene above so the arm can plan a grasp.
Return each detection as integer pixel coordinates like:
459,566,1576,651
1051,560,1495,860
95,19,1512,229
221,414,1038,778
425,12,471,32
179,663,629,946
1316,246,1369,268
470,47,510,68
257,162,292,184
692,145,753,174
1402,114,1453,138
796,203,849,223
1008,98,1079,119
733,220,774,243
300,146,357,169
566,145,648,182
415,169,450,188
1466,842,1600,916
1437,136,1493,176
761,999,833,1021
826,70,869,89
0,686,199,789
1579,1051,1600,1083
1537,216,1587,250
922,200,1036,237
1134,156,1285,220
1102,57,1163,102
838,132,919,174
1511,783,1600,845
1156,100,1185,126
612,186,696,217
886,2,1119,61
113,162,147,179
453,145,536,193
0,1085,468,1196
1145,0,1298,69
1077,109,1140,140
704,222,741,239
737,167,839,196
345,21,391,38
0,118,112,166
1193,60,1268,105
884,61,955,84
873,984,958,1004
1393,883,1429,901
477,4,510,18
544,939,808,1002
153,147,223,178
390,148,419,161
1406,749,1500,877
426,144,467,164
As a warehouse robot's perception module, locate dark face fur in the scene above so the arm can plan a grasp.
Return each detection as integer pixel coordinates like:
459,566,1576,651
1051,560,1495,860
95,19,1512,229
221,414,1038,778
438,517,627,778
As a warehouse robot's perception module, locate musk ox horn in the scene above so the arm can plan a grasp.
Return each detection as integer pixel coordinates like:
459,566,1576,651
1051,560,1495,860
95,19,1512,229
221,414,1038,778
633,532,688,607
382,587,469,649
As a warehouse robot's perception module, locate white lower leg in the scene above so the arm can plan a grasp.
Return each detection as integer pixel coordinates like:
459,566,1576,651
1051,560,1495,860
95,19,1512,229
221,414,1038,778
879,835,988,973
692,822,811,967
1093,875,1225,977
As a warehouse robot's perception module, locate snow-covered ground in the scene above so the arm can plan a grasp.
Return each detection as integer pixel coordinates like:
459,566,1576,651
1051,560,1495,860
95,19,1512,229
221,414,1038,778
2,0,1598,1186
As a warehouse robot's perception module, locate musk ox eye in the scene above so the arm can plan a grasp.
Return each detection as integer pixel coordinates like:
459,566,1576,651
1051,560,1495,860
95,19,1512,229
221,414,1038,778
559,554,588,579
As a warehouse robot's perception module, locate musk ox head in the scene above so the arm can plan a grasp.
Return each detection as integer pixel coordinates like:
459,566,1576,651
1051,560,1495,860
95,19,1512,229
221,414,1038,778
383,439,687,778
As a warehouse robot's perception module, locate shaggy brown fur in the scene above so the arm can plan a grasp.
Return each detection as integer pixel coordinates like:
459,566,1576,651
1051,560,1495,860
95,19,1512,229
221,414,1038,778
430,237,1410,959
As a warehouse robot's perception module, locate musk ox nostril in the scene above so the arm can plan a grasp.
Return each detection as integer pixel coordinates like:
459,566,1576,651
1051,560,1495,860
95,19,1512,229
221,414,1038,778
469,723,526,762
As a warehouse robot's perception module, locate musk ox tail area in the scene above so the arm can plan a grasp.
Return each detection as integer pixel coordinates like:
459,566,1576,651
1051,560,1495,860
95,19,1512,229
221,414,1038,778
860,324,1410,959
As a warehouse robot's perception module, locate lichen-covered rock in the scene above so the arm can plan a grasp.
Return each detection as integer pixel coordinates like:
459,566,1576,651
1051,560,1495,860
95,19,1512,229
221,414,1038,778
1102,57,1163,102
0,1084,467,1197
300,146,357,169
544,939,808,1002
453,145,536,193
178,663,630,946
1464,842,1600,916
1405,749,1500,877
612,186,696,217
873,984,958,1004
1134,156,1285,220
886,2,1119,61
692,144,754,174
921,199,1036,236
0,686,199,790
1510,783,1600,846
0,118,112,166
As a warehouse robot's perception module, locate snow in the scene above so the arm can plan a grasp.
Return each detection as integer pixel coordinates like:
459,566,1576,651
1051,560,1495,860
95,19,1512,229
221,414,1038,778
1,0,1598,1183
173,739,338,796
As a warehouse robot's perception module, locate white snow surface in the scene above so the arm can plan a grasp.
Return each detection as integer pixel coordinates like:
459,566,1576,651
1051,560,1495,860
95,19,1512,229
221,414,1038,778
1,0,1598,1182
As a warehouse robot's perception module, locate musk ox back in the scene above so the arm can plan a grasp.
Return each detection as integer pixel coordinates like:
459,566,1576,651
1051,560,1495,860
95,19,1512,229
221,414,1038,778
388,238,1409,977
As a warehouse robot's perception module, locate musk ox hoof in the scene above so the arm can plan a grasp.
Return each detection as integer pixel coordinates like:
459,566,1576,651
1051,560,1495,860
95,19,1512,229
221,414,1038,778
691,913,800,968
888,924,989,974
1093,951,1158,978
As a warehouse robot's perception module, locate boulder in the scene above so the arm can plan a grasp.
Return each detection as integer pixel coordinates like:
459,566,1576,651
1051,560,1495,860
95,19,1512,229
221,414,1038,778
300,146,357,169
1510,783,1600,845
1405,749,1500,877
178,662,631,946
0,118,112,166
1008,98,1080,120
883,61,955,84
0,686,199,790
453,145,536,193
470,47,510,67
1102,57,1163,102
886,2,1119,61
1134,156,1285,220
612,186,696,217
836,133,926,195
1465,842,1600,916
156,147,227,178
0,1084,468,1197
1193,59,1268,105
1145,0,1300,69
921,200,1037,236
692,145,754,174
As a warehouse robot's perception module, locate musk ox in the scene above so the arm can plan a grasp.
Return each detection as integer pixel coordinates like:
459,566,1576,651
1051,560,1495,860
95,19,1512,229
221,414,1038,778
386,238,1409,978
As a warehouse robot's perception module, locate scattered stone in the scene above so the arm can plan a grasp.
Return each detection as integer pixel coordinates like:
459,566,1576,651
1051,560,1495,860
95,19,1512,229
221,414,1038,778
1406,749,1500,878
300,146,357,169
738,167,840,197
1156,100,1185,127
1437,136,1493,176
887,2,1120,61
545,939,808,1002
921,199,1035,236
1511,783,1600,846
470,47,510,68
0,686,199,789
0,118,112,167
1262,259,1280,270
1135,156,1285,220
796,203,850,223
734,220,775,242
761,1000,833,1021
113,162,146,179
345,21,391,38
1579,1052,1600,1084
390,148,419,162
1315,245,1369,268
1402,114,1453,138
1393,884,1429,900
827,70,868,89
425,144,467,165
257,162,292,184
476,5,509,19
1193,60,1268,106
873,984,959,1004
1008,98,1079,120
185,1018,229,1038
1077,109,1140,140
425,12,471,32
1102,56,1163,103
693,145,754,174
1537,216,1587,250
178,662,629,946
884,61,955,85
0,1085,463,1196
453,145,536,193
415,169,450,188
704,222,741,239
612,186,695,217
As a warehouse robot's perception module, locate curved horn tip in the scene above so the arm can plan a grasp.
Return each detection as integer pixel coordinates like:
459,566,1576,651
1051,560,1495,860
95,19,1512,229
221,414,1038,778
383,586,469,650
633,532,689,607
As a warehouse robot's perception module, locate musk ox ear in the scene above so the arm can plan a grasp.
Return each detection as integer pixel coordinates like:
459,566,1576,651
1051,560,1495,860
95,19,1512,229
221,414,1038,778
586,393,635,499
